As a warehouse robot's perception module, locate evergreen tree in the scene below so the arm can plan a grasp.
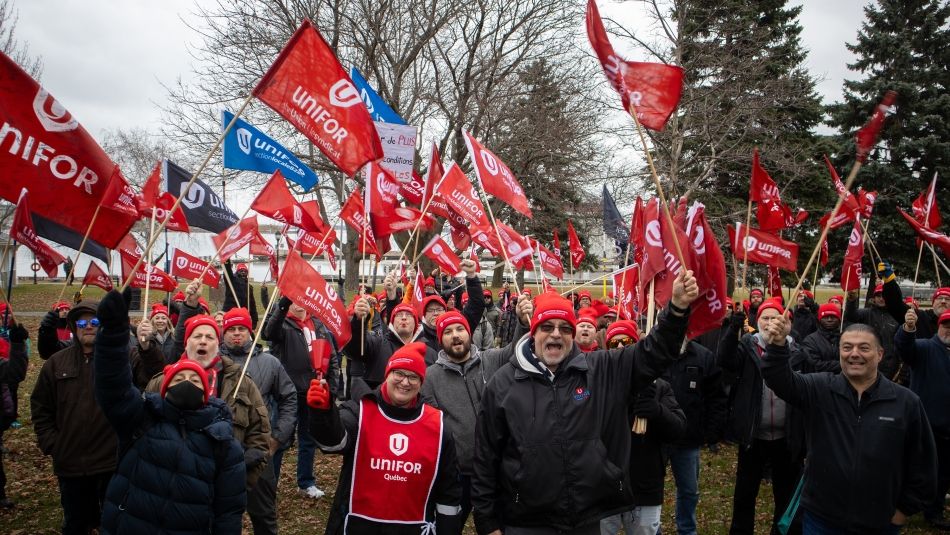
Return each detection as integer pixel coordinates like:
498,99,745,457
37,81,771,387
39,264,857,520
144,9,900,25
826,0,950,285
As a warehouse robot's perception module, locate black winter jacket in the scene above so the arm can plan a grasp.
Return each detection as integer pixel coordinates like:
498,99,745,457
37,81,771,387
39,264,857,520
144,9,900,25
761,342,937,531
628,378,685,506
471,307,689,534
222,261,258,328
344,320,436,389
799,327,842,374
882,278,937,340
263,298,341,394
661,341,727,447
790,298,818,342
845,297,901,379
894,327,950,435
94,325,246,535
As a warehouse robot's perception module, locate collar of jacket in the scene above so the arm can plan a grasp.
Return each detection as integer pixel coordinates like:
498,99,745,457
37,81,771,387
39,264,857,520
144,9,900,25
511,334,586,382
830,372,895,404
220,341,262,362
435,346,481,374
387,322,423,345
366,387,423,421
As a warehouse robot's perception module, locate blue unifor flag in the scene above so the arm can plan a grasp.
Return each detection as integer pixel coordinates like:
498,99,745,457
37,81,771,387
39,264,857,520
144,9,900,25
164,159,239,234
349,67,406,125
222,110,320,191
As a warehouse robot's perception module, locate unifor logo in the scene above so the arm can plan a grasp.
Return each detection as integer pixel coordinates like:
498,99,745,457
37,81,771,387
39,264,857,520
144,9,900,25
432,243,444,256
480,150,499,176
645,220,662,248
292,204,303,225
328,79,362,108
180,183,205,209
176,256,188,270
848,228,861,247
742,236,759,252
236,128,253,155
33,88,79,132
389,433,409,457
325,284,339,302
691,224,706,255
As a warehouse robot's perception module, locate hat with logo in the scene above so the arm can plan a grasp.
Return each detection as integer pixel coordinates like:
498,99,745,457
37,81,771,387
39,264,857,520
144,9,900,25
385,342,428,383
933,287,950,301
222,308,252,332
422,295,447,315
578,290,592,301
756,299,785,322
750,289,764,298
873,284,884,295
436,310,470,343
160,358,211,404
576,307,599,327
390,303,418,328
150,304,169,319
236,263,249,274
606,320,640,344
530,292,577,335
184,314,220,341
939,310,950,325
818,303,841,321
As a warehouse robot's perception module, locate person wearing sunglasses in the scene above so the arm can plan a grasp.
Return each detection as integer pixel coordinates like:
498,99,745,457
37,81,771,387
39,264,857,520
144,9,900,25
473,270,700,535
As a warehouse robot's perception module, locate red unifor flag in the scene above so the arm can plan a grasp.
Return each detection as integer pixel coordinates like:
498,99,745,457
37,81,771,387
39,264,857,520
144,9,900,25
0,52,138,248
211,217,259,262
820,236,829,267
422,142,445,209
818,210,855,231
420,235,462,276
398,170,425,207
567,220,585,269
411,267,425,317
451,224,472,252
463,130,532,218
537,242,564,280
115,234,144,263
171,248,220,288
824,155,861,217
299,200,330,233
841,217,865,292
899,209,950,259
552,229,562,260
727,223,799,272
338,188,381,260
279,250,351,347
82,261,113,291
9,188,66,278
495,221,534,266
252,19,382,176
252,170,324,232
250,231,278,280
612,264,639,320
750,148,781,203
365,159,401,214
289,228,339,271
652,201,696,308
638,198,668,302
100,167,142,219
150,192,191,233
586,0,683,130
436,163,490,228
470,247,481,273
374,206,435,237
684,202,729,339
855,90,897,163
856,188,878,219
912,173,942,230
137,161,162,216
121,255,178,292
629,197,645,264
469,224,501,256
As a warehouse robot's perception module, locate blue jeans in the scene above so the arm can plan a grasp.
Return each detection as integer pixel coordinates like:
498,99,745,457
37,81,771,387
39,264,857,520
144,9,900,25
802,510,901,535
273,395,317,489
665,446,700,535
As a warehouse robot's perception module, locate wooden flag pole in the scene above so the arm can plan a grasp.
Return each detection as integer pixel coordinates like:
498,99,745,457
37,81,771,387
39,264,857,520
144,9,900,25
740,201,754,295
57,203,103,303
559,271,615,296
220,266,243,307
616,244,633,317
478,191,523,296
141,208,158,320
0,242,13,305
120,92,255,292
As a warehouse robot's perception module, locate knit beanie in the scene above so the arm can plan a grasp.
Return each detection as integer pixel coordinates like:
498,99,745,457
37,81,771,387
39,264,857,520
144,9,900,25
390,303,418,328
385,342,428,382
422,295,447,314
818,303,841,320
150,304,169,320
159,358,211,404
576,307,599,327
933,288,950,301
530,292,577,335
756,299,785,322
436,310,470,343
184,314,220,341
222,308,252,331
605,320,640,344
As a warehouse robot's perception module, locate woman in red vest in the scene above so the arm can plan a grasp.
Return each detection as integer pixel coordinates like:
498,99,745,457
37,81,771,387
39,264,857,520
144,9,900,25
307,341,462,535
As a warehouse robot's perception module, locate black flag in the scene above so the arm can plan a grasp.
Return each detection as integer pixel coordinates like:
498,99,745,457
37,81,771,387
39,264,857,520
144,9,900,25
33,213,110,263
602,184,629,243
164,160,238,233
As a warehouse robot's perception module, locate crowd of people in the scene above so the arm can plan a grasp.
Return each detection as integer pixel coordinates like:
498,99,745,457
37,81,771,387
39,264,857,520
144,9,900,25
0,259,947,535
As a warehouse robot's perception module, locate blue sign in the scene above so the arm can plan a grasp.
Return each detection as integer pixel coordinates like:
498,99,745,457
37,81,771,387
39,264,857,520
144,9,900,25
349,67,406,125
221,110,320,191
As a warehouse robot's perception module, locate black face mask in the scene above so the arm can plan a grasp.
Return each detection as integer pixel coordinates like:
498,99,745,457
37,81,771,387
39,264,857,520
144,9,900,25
165,381,206,411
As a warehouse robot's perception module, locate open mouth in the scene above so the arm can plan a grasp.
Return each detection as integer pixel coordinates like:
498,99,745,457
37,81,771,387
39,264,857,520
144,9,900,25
545,341,563,352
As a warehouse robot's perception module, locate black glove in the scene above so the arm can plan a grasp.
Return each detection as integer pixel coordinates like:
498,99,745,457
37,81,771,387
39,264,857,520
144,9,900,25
633,383,659,420
730,311,746,329
8,323,28,343
97,290,130,331
121,286,133,311
40,310,58,328
801,278,811,291
278,296,292,311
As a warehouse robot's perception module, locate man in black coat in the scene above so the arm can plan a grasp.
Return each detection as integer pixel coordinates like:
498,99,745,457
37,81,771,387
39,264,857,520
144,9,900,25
222,261,258,328
799,303,844,374
845,281,900,381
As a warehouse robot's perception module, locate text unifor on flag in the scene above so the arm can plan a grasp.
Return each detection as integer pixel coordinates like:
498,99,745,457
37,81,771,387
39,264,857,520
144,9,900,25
9,188,66,278
279,250,352,347
82,261,113,291
171,248,221,288
0,51,138,248
253,18,383,177
726,223,799,273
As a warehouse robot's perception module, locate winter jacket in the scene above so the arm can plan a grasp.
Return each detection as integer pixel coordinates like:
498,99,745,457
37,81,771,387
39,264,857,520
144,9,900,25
37,310,70,360
420,275,486,353
483,303,501,335
761,342,937,531
894,327,950,435
472,314,495,351
222,261,258,328
661,341,727,447
799,327,842,374
221,341,298,448
420,321,526,475
263,298,341,394
845,297,901,379
345,319,437,389
148,329,176,364
0,339,27,387
471,307,690,534
882,278,937,339
790,297,819,342
94,323,246,535
310,388,462,535
628,378,685,506
128,337,171,390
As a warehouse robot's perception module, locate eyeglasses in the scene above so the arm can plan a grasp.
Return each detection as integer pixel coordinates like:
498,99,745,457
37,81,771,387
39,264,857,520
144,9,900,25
608,336,635,349
391,369,421,385
75,318,100,329
537,323,574,335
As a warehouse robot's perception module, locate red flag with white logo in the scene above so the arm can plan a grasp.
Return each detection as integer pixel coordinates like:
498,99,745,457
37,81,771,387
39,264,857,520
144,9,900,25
150,192,191,233
856,188,878,220
685,203,728,338
82,261,113,291
251,170,323,232
250,232,278,280
552,229,562,260
841,217,865,291
279,250,351,347
612,264,639,320
727,223,799,272
100,167,143,219
899,209,950,259
537,242,564,279
451,225,473,252
137,161,162,216
495,222,534,266
421,235,462,275
750,149,781,203
469,224,501,257
115,234,144,263
638,198,668,301
824,155,861,218
436,163,490,228
411,267,425,317
855,91,897,163
171,248,220,288
567,220,585,269
252,19,383,176
0,52,137,248
422,142,445,209
463,130,532,218
338,188,380,260
211,217,259,262
912,173,942,230
9,189,66,277
121,255,178,292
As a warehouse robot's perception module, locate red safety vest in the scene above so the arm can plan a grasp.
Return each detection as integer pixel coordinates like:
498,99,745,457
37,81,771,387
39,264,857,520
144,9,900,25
349,398,444,525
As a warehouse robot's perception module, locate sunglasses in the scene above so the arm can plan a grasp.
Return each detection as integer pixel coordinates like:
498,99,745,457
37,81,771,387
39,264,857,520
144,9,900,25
537,323,574,335
75,318,100,329
608,336,635,349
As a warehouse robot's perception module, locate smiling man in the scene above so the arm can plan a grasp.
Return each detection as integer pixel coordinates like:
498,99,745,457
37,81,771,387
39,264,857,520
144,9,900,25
472,271,699,535
762,319,937,534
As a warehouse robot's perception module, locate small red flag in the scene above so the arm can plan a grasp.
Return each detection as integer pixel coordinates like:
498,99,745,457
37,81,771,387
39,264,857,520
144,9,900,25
463,130,532,218
422,142,445,209
250,232,278,280
211,217,259,262
469,225,501,257
436,163,490,228
750,149,781,203
567,220,585,270
840,217,864,292
338,188,380,260
171,248,220,288
899,209,950,259
824,155,861,217
136,161,162,217
151,192,191,233
495,222,534,266
536,242,564,280
121,255,178,292
612,264,640,320
451,225,473,252
100,167,143,219
9,189,66,278
420,235,462,276
82,261,113,291
411,267,425,317
115,234,144,263
727,223,799,272
685,203,728,339
912,173,942,230
251,170,323,232
855,90,897,163
552,229,562,260
279,250,351,347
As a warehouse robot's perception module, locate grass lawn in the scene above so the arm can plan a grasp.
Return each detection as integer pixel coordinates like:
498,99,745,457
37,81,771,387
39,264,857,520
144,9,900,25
0,283,939,533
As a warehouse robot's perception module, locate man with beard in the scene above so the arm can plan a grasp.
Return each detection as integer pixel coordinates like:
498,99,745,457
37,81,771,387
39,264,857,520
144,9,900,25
896,308,950,529
575,308,601,351
416,259,484,353
420,300,532,525
747,289,765,323
799,304,844,373
473,272,699,535
763,320,937,533
845,282,901,380
219,307,297,535
223,261,258,328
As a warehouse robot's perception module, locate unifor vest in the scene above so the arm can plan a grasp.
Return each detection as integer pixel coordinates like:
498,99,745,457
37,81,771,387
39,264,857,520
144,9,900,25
349,398,444,526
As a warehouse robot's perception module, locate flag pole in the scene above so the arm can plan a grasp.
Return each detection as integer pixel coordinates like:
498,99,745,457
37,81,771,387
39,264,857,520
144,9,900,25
141,208,157,320
559,270,616,296
119,92,256,292
616,244,633,317
395,174,447,266
858,218,884,267
0,242,13,304
220,265,243,307
740,200,754,296
628,102,687,268
57,203,103,303
478,192,523,296
929,243,950,280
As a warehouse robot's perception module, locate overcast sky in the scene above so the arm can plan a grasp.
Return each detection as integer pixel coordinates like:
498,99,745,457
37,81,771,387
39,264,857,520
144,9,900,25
13,0,871,140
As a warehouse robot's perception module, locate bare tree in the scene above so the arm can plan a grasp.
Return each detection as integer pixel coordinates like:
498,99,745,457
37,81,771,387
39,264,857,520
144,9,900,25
100,128,173,186
0,0,41,77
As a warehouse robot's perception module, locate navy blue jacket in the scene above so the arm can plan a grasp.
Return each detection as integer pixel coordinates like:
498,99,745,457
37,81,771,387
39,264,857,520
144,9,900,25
94,325,246,534
894,326,950,435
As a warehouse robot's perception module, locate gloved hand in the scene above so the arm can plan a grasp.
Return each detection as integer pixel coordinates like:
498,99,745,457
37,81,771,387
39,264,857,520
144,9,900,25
878,261,895,283
8,323,28,343
307,379,331,410
633,383,659,420
278,296,293,312
97,290,130,331
40,310,58,329
730,311,747,329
